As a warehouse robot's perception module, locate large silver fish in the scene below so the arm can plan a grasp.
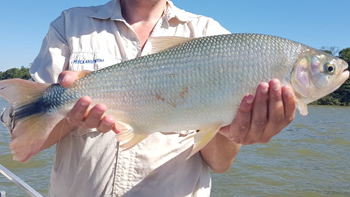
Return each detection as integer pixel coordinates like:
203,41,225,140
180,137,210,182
0,33,348,162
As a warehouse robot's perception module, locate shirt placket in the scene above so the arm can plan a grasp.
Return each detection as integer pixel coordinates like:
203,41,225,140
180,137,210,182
110,14,169,197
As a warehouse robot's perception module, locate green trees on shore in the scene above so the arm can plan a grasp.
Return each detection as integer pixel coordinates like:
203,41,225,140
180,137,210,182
0,66,31,80
1,47,349,106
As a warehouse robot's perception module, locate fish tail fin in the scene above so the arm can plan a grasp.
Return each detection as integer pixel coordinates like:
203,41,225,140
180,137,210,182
9,113,62,162
0,79,49,107
115,121,147,150
183,125,221,159
0,79,62,162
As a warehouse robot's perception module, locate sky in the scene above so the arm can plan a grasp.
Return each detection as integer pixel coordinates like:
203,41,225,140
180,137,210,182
0,0,349,71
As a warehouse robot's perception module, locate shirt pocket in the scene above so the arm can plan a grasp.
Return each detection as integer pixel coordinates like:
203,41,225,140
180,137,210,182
69,52,122,71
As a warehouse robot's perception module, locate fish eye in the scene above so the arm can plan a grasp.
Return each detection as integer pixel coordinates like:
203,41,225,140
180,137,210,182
325,63,335,74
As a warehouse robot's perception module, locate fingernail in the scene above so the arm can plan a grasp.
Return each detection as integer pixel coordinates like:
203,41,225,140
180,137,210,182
259,82,269,94
272,83,281,91
80,101,89,107
104,116,114,125
283,88,293,98
246,94,254,104
261,87,268,94
60,74,70,85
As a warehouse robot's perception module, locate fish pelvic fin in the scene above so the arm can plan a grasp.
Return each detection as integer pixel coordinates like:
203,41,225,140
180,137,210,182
184,125,221,159
296,98,308,116
115,121,147,150
0,79,62,162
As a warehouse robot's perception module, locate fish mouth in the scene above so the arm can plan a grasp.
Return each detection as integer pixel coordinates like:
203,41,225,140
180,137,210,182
339,69,349,83
340,60,349,81
342,69,349,77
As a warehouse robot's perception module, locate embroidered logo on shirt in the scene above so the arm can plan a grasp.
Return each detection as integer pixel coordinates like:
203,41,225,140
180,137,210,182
73,59,104,64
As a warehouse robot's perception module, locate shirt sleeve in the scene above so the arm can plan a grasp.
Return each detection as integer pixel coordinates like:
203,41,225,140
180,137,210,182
30,12,70,84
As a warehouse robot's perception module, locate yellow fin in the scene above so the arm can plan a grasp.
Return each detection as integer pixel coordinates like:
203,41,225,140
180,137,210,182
148,36,196,54
114,121,148,150
184,125,221,159
114,121,134,141
119,134,148,150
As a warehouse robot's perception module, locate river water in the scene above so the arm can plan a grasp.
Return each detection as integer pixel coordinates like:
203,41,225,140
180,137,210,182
0,98,349,197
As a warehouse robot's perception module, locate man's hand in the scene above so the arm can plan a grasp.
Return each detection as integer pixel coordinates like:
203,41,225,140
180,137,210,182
219,78,296,145
201,79,296,172
58,71,118,133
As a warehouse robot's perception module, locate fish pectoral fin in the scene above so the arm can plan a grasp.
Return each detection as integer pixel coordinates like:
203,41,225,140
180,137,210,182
296,98,308,116
184,125,221,159
115,121,147,150
148,36,197,54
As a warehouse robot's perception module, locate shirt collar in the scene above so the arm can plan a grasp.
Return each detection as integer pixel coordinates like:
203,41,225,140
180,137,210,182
165,1,197,22
89,0,197,22
89,0,123,20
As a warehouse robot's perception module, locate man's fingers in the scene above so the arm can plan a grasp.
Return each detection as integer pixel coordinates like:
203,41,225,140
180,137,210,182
282,85,296,123
260,79,284,143
219,80,296,146
219,94,254,144
98,115,116,133
83,103,107,129
58,70,91,87
66,96,91,126
243,82,269,144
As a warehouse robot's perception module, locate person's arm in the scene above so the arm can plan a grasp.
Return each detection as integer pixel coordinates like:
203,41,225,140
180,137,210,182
201,79,296,173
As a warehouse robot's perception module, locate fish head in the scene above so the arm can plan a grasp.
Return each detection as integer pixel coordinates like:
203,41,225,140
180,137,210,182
291,48,349,115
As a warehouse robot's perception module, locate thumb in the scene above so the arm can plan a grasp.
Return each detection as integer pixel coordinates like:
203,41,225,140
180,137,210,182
58,70,91,88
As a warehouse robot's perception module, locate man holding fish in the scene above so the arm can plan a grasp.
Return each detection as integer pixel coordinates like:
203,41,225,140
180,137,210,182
0,0,304,196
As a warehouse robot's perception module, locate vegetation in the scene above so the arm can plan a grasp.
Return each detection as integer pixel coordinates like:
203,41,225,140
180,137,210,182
0,66,30,80
1,47,350,106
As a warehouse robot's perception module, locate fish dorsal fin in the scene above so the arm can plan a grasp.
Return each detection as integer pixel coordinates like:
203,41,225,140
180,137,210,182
148,36,196,54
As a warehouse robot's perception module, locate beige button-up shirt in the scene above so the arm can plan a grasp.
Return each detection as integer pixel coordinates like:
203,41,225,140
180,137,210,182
29,1,230,196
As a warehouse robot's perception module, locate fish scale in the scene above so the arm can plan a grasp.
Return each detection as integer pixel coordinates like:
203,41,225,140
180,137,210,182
0,33,348,162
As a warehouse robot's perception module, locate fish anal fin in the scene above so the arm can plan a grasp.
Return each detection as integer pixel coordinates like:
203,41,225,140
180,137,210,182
119,134,148,151
184,125,221,159
114,121,134,141
148,36,196,54
114,121,148,150
9,113,62,162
